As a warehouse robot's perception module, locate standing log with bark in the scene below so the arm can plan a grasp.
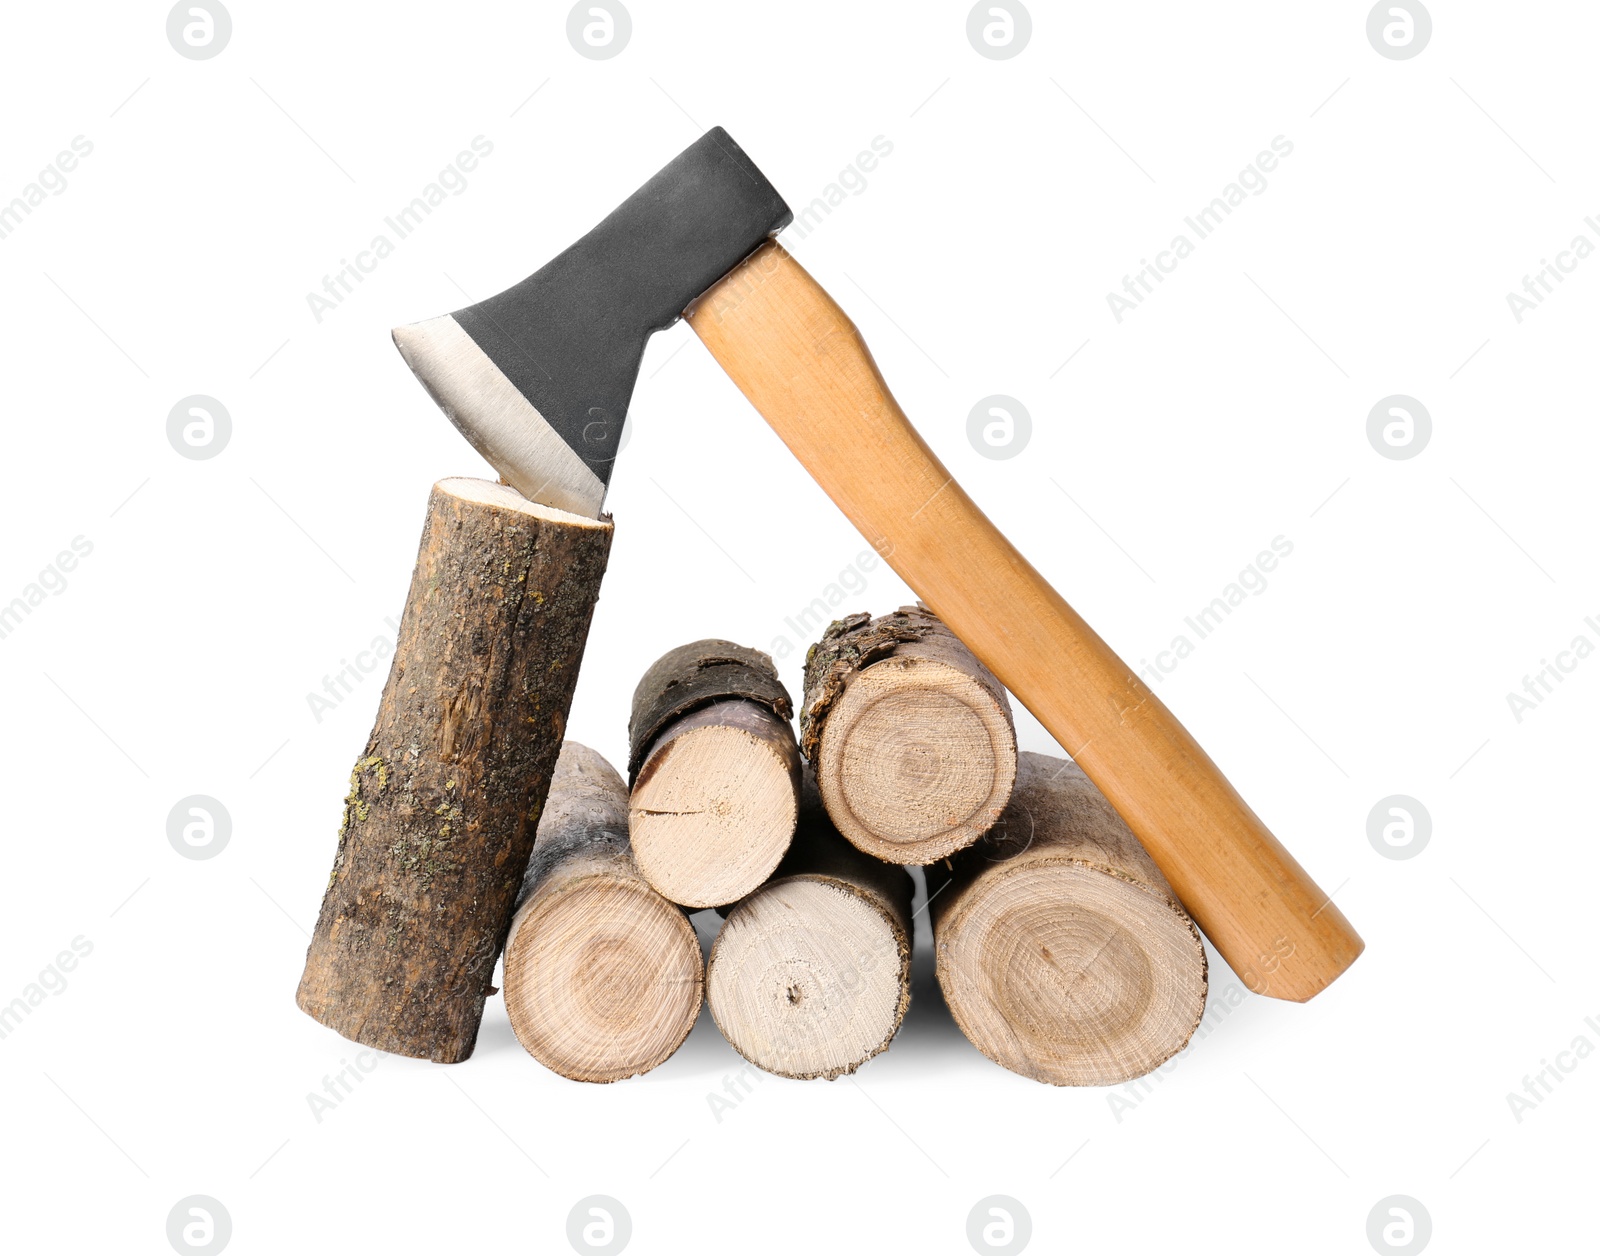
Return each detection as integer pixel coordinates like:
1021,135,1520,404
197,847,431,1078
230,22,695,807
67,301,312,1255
928,751,1208,1085
707,769,913,1079
296,477,613,1063
627,640,801,908
801,607,1017,864
502,742,702,1082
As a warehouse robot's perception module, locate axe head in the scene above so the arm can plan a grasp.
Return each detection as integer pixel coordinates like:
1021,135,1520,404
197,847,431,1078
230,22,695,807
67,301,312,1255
392,127,791,517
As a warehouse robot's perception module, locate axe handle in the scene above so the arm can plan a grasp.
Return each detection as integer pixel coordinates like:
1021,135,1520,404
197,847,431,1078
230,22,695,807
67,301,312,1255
686,241,1362,1002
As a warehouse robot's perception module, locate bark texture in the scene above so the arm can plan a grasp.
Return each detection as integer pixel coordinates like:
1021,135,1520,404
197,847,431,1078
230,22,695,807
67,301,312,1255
800,606,1017,864
628,642,801,908
296,478,613,1063
503,742,702,1083
628,638,793,780
799,607,943,761
706,769,914,1080
928,751,1208,1086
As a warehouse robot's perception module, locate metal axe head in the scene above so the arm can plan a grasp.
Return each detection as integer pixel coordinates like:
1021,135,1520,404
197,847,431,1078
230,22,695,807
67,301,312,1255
392,127,791,517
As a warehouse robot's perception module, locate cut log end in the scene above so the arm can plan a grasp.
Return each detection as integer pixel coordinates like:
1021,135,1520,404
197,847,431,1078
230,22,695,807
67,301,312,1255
630,700,800,908
932,752,1207,1086
818,654,1016,863
708,877,909,1080
936,862,1205,1085
432,476,615,528
504,874,701,1084
503,742,702,1083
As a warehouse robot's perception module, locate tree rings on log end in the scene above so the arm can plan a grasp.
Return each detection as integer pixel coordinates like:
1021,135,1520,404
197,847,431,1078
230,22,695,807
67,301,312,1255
504,875,702,1084
708,876,910,1080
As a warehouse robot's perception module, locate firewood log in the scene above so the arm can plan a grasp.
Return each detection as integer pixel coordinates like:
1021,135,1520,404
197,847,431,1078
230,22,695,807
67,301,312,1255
296,477,612,1062
928,751,1207,1085
627,640,800,908
502,742,702,1082
801,607,1016,863
707,770,913,1079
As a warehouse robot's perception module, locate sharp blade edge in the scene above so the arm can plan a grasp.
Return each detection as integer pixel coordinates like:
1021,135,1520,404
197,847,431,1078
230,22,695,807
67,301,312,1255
392,315,607,519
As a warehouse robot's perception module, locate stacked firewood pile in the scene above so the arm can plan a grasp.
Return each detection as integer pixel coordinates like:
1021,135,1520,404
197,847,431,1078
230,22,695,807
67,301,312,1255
297,532,1206,1086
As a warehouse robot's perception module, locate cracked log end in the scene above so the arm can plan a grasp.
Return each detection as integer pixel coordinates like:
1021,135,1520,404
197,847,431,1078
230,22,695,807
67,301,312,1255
628,643,801,909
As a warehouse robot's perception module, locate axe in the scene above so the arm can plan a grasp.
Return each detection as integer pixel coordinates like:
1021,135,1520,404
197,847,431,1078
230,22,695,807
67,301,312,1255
392,127,1362,1002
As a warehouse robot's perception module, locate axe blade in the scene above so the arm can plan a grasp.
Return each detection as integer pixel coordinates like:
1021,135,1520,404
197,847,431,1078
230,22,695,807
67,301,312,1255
391,127,791,517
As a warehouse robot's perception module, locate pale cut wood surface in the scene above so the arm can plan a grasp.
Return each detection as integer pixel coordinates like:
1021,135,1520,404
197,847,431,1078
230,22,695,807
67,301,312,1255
295,478,612,1062
627,638,792,781
707,773,913,1080
929,752,1208,1085
687,243,1362,1002
503,742,702,1083
630,698,801,909
802,607,1016,864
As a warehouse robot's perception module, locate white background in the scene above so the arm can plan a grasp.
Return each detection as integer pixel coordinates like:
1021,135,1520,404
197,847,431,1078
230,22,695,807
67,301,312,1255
1,2,1595,1252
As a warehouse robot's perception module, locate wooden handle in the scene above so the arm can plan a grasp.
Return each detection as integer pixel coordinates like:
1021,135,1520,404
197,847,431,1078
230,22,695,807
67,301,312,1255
687,242,1362,1002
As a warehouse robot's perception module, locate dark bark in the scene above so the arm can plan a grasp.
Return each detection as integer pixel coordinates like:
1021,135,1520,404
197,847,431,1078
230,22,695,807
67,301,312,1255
628,639,792,780
296,478,613,1063
798,605,945,761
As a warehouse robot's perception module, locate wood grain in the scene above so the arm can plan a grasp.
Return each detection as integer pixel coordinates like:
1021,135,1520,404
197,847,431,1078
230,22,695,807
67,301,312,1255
503,742,702,1083
630,700,801,908
687,242,1362,1001
628,641,801,908
707,770,913,1079
929,752,1207,1085
800,607,1016,864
